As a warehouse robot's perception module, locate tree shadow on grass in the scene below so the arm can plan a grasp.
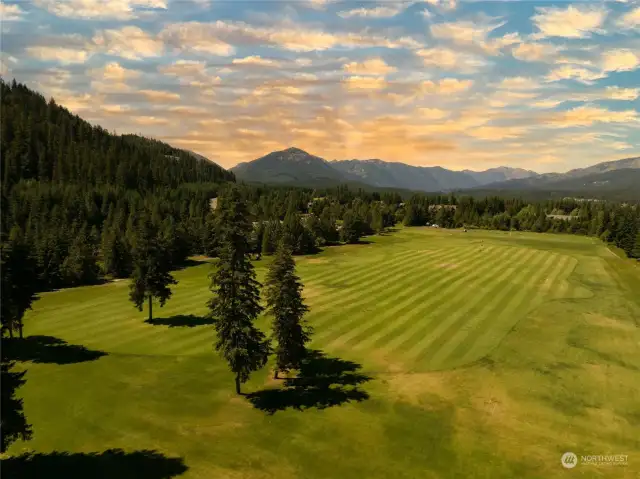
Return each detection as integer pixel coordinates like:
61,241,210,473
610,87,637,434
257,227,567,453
145,315,215,328
247,350,372,414
1,336,106,365
1,449,188,479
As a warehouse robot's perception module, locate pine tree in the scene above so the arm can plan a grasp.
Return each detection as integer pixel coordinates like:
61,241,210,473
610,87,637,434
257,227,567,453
340,210,361,244
101,227,132,278
208,186,270,394
371,208,384,234
403,204,419,226
129,215,178,321
319,207,337,243
616,210,638,258
265,242,311,379
261,224,273,255
282,210,304,253
0,227,39,338
632,231,640,259
60,227,99,286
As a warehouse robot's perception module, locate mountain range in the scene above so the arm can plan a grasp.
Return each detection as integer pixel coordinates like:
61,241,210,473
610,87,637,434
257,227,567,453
231,147,640,198
231,147,538,191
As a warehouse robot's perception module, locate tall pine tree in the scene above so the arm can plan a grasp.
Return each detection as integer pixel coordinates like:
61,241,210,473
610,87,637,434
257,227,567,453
129,215,177,321
208,186,270,394
1,227,39,338
265,242,311,379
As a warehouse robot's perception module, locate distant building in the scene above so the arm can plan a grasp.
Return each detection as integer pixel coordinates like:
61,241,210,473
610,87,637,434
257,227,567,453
428,204,457,211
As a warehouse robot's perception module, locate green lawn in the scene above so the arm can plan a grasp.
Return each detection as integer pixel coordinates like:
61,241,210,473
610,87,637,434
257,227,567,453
4,227,640,478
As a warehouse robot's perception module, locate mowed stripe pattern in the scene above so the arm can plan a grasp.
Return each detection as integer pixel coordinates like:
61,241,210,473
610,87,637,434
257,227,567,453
304,241,573,371
24,230,578,371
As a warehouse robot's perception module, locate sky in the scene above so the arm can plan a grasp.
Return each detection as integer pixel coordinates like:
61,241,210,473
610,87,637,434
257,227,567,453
1,0,639,172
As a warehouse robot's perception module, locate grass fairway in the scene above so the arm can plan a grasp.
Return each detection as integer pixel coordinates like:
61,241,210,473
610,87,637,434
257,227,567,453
4,227,640,478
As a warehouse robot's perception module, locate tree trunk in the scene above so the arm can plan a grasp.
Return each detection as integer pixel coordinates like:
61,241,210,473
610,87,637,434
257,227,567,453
9,326,13,339
235,373,241,395
273,368,279,380
148,296,153,321
18,321,23,339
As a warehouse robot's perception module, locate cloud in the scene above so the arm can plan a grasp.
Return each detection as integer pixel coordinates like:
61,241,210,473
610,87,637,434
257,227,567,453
343,58,397,76
616,6,640,30
544,48,639,83
611,142,633,150
511,42,561,62
167,105,210,116
132,116,170,126
565,86,640,102
102,104,131,114
1,3,25,20
161,23,235,56
306,0,338,10
94,26,163,60
232,55,282,67
547,105,638,127
426,78,473,94
600,49,640,73
494,77,540,90
598,86,639,100
416,47,487,73
34,0,166,20
158,60,221,95
531,5,608,39
26,46,91,64
294,72,319,81
95,62,141,81
339,4,408,19
417,108,449,120
89,62,141,93
344,76,387,90
140,89,181,102
467,126,525,141
531,86,639,108
429,18,507,53
485,90,538,108
387,78,473,105
159,21,421,54
234,81,309,106
49,90,94,112
423,0,457,11
545,65,605,84
159,60,207,77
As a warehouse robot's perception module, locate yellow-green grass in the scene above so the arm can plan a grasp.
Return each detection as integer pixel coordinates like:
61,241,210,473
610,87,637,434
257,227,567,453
4,227,640,478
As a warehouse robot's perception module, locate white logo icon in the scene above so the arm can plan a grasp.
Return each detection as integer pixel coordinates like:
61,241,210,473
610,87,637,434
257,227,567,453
561,452,578,469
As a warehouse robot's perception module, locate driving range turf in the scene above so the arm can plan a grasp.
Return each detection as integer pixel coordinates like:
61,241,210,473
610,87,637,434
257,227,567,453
4,227,640,478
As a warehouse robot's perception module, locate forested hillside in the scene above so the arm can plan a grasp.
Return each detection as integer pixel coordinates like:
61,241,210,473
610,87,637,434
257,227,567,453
1,80,233,189
0,80,234,293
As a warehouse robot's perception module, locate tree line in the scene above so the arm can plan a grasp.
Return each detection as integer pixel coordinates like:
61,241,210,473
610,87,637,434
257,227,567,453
400,194,640,259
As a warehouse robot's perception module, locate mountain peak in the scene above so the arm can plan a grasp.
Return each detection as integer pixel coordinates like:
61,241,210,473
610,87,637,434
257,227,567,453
282,146,309,155
231,147,348,184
